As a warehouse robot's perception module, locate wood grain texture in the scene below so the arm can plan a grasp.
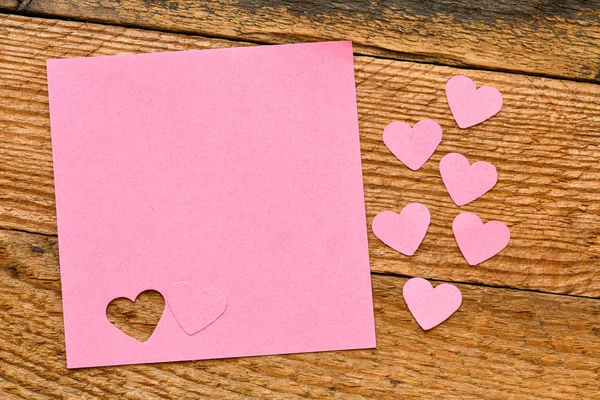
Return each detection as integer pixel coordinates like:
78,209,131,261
0,1,16,9
1,15,600,297
106,290,165,343
2,0,600,82
1,229,599,399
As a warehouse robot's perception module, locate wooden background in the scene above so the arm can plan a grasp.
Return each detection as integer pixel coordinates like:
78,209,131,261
1,1,600,398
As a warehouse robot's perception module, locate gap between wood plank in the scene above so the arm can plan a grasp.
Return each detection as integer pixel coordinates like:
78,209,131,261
1,8,599,86
371,271,600,302
0,225,55,238
15,0,33,11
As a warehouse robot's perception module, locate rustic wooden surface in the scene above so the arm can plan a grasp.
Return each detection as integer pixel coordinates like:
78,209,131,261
2,229,600,399
2,0,600,82
1,2,600,398
2,15,600,297
106,291,166,343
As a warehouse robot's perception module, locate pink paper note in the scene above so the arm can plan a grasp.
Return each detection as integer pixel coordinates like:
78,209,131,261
46,41,376,368
167,283,227,336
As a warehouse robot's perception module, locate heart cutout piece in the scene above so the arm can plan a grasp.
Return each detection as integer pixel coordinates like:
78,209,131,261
453,212,510,265
446,75,502,129
446,75,503,129
372,203,430,256
106,290,165,342
403,278,462,330
440,152,497,206
167,283,227,335
383,119,443,170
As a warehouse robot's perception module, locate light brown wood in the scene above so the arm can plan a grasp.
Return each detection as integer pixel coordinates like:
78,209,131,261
3,0,600,82
106,290,165,343
1,15,600,297
1,228,599,399
0,1,16,9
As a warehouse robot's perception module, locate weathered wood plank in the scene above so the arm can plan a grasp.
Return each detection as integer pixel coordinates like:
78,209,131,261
1,15,600,297
0,1,16,9
1,229,599,399
2,0,600,82
0,17,600,297
106,290,166,343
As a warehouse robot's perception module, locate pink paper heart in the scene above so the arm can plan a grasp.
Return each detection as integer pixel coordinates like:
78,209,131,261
372,203,430,256
439,152,497,206
453,212,510,266
383,119,443,170
167,282,227,335
446,75,503,129
403,278,462,330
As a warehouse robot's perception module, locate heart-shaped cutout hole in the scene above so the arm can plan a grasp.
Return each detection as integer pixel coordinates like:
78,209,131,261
106,290,165,342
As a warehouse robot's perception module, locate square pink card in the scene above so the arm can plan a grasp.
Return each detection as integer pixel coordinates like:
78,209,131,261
46,41,375,368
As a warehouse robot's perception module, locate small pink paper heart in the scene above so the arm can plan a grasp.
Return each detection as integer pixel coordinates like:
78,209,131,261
446,75,503,129
372,203,430,256
453,212,510,266
167,282,227,335
403,278,462,330
439,152,497,206
383,119,443,170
